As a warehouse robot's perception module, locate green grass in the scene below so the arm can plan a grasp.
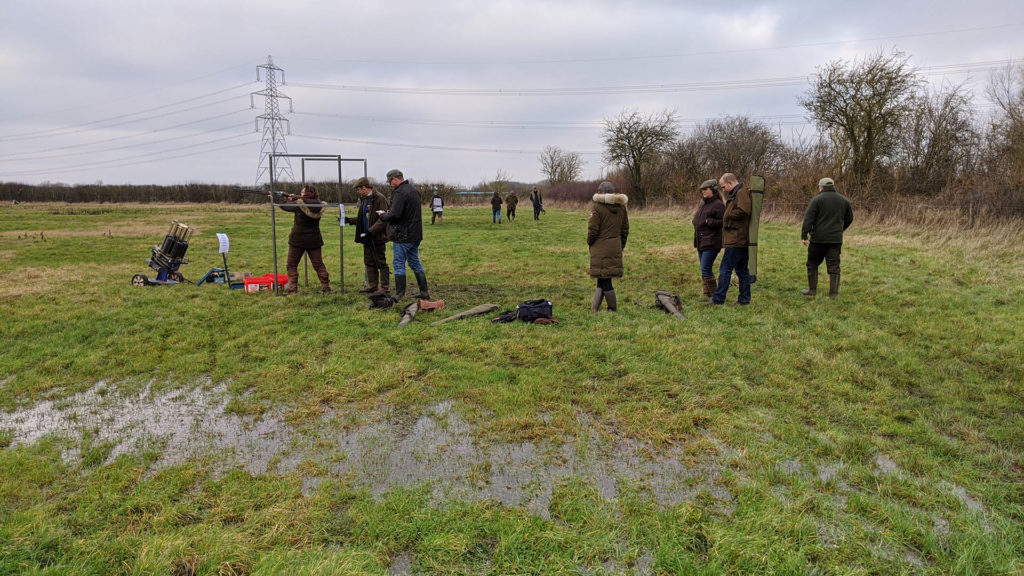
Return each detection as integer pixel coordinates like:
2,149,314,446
0,203,1022,574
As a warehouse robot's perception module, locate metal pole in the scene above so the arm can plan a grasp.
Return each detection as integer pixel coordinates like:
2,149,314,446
338,156,345,294
270,155,280,295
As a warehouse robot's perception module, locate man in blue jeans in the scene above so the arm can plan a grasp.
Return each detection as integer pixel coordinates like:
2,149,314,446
708,173,752,305
378,169,429,299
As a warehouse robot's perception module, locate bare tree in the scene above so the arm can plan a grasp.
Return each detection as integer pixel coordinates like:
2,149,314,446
895,83,978,195
800,49,922,191
985,61,1024,191
602,109,679,207
690,115,785,178
538,145,585,186
488,169,512,196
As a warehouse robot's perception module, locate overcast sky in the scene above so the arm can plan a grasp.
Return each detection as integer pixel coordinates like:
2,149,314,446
1,0,1021,188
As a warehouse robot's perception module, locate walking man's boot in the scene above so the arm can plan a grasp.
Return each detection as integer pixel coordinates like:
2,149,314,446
802,269,818,296
393,274,406,299
414,271,430,299
358,266,378,294
591,288,604,312
604,290,617,312
829,274,840,299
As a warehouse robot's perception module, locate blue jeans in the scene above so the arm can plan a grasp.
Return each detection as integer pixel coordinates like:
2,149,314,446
392,241,424,276
712,247,750,304
492,209,502,223
698,249,720,278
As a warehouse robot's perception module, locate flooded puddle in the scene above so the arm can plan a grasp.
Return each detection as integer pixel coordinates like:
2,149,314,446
0,382,733,514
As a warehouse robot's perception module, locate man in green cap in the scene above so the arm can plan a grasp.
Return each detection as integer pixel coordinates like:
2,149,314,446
800,177,853,298
345,177,391,295
378,169,429,299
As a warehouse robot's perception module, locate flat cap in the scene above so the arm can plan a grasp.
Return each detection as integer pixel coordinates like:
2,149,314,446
352,176,371,189
818,177,835,187
700,179,719,191
386,169,403,180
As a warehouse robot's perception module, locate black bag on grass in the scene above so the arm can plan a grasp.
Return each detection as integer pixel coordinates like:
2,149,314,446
515,299,553,322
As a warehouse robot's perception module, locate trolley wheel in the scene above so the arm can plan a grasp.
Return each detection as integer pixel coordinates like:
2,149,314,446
131,274,148,287
169,271,185,283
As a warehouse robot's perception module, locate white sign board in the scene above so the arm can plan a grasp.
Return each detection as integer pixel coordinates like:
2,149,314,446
216,233,229,254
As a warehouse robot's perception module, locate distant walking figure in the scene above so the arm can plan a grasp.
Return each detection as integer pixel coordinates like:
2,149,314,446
491,191,503,223
530,187,543,220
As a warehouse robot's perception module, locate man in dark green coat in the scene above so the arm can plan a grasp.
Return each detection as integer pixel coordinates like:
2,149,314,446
801,177,854,298
345,177,390,295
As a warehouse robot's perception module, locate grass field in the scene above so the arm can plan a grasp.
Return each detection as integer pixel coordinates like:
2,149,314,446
0,202,1022,575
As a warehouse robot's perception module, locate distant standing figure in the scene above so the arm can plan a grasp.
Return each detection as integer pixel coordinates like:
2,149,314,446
431,191,444,225
588,181,629,312
692,179,725,299
530,187,543,220
801,177,854,298
709,173,752,305
506,191,518,221
378,169,429,299
345,177,391,295
491,191,503,223
277,185,331,294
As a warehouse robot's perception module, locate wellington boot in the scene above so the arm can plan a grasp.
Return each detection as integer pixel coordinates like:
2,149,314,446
374,270,390,295
591,288,604,312
317,269,331,294
283,270,299,294
702,276,716,298
358,266,378,294
393,274,407,299
414,271,430,299
802,269,818,296
829,274,840,299
604,290,617,312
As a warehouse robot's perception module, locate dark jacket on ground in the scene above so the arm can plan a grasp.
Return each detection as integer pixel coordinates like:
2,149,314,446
345,191,390,244
721,183,751,248
280,198,325,249
801,186,853,244
692,195,725,251
380,180,423,243
491,193,503,210
587,192,630,278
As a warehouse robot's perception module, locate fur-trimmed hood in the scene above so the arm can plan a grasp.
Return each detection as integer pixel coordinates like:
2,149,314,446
592,193,628,206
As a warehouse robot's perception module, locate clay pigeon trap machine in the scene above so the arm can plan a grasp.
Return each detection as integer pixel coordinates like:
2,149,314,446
132,221,194,286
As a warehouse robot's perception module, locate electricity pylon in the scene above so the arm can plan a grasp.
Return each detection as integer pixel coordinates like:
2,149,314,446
252,55,294,186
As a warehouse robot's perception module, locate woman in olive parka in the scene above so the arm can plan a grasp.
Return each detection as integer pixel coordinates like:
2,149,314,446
587,181,629,312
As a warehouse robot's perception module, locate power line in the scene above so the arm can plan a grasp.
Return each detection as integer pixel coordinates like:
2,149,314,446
0,120,252,163
292,110,808,129
0,62,254,123
0,110,251,160
280,22,1024,66
0,82,254,142
3,132,250,177
292,132,602,155
288,59,1015,97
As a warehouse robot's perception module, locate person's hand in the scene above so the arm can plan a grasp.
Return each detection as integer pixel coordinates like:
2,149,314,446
376,210,385,215
802,239,809,246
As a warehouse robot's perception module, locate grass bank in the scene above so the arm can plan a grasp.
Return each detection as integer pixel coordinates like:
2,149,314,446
0,203,1021,574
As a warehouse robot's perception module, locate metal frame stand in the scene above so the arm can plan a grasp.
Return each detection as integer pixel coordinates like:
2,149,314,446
267,153,368,295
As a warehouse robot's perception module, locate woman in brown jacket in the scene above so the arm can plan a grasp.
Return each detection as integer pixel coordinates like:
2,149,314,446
692,179,725,298
278,185,331,294
588,181,629,312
